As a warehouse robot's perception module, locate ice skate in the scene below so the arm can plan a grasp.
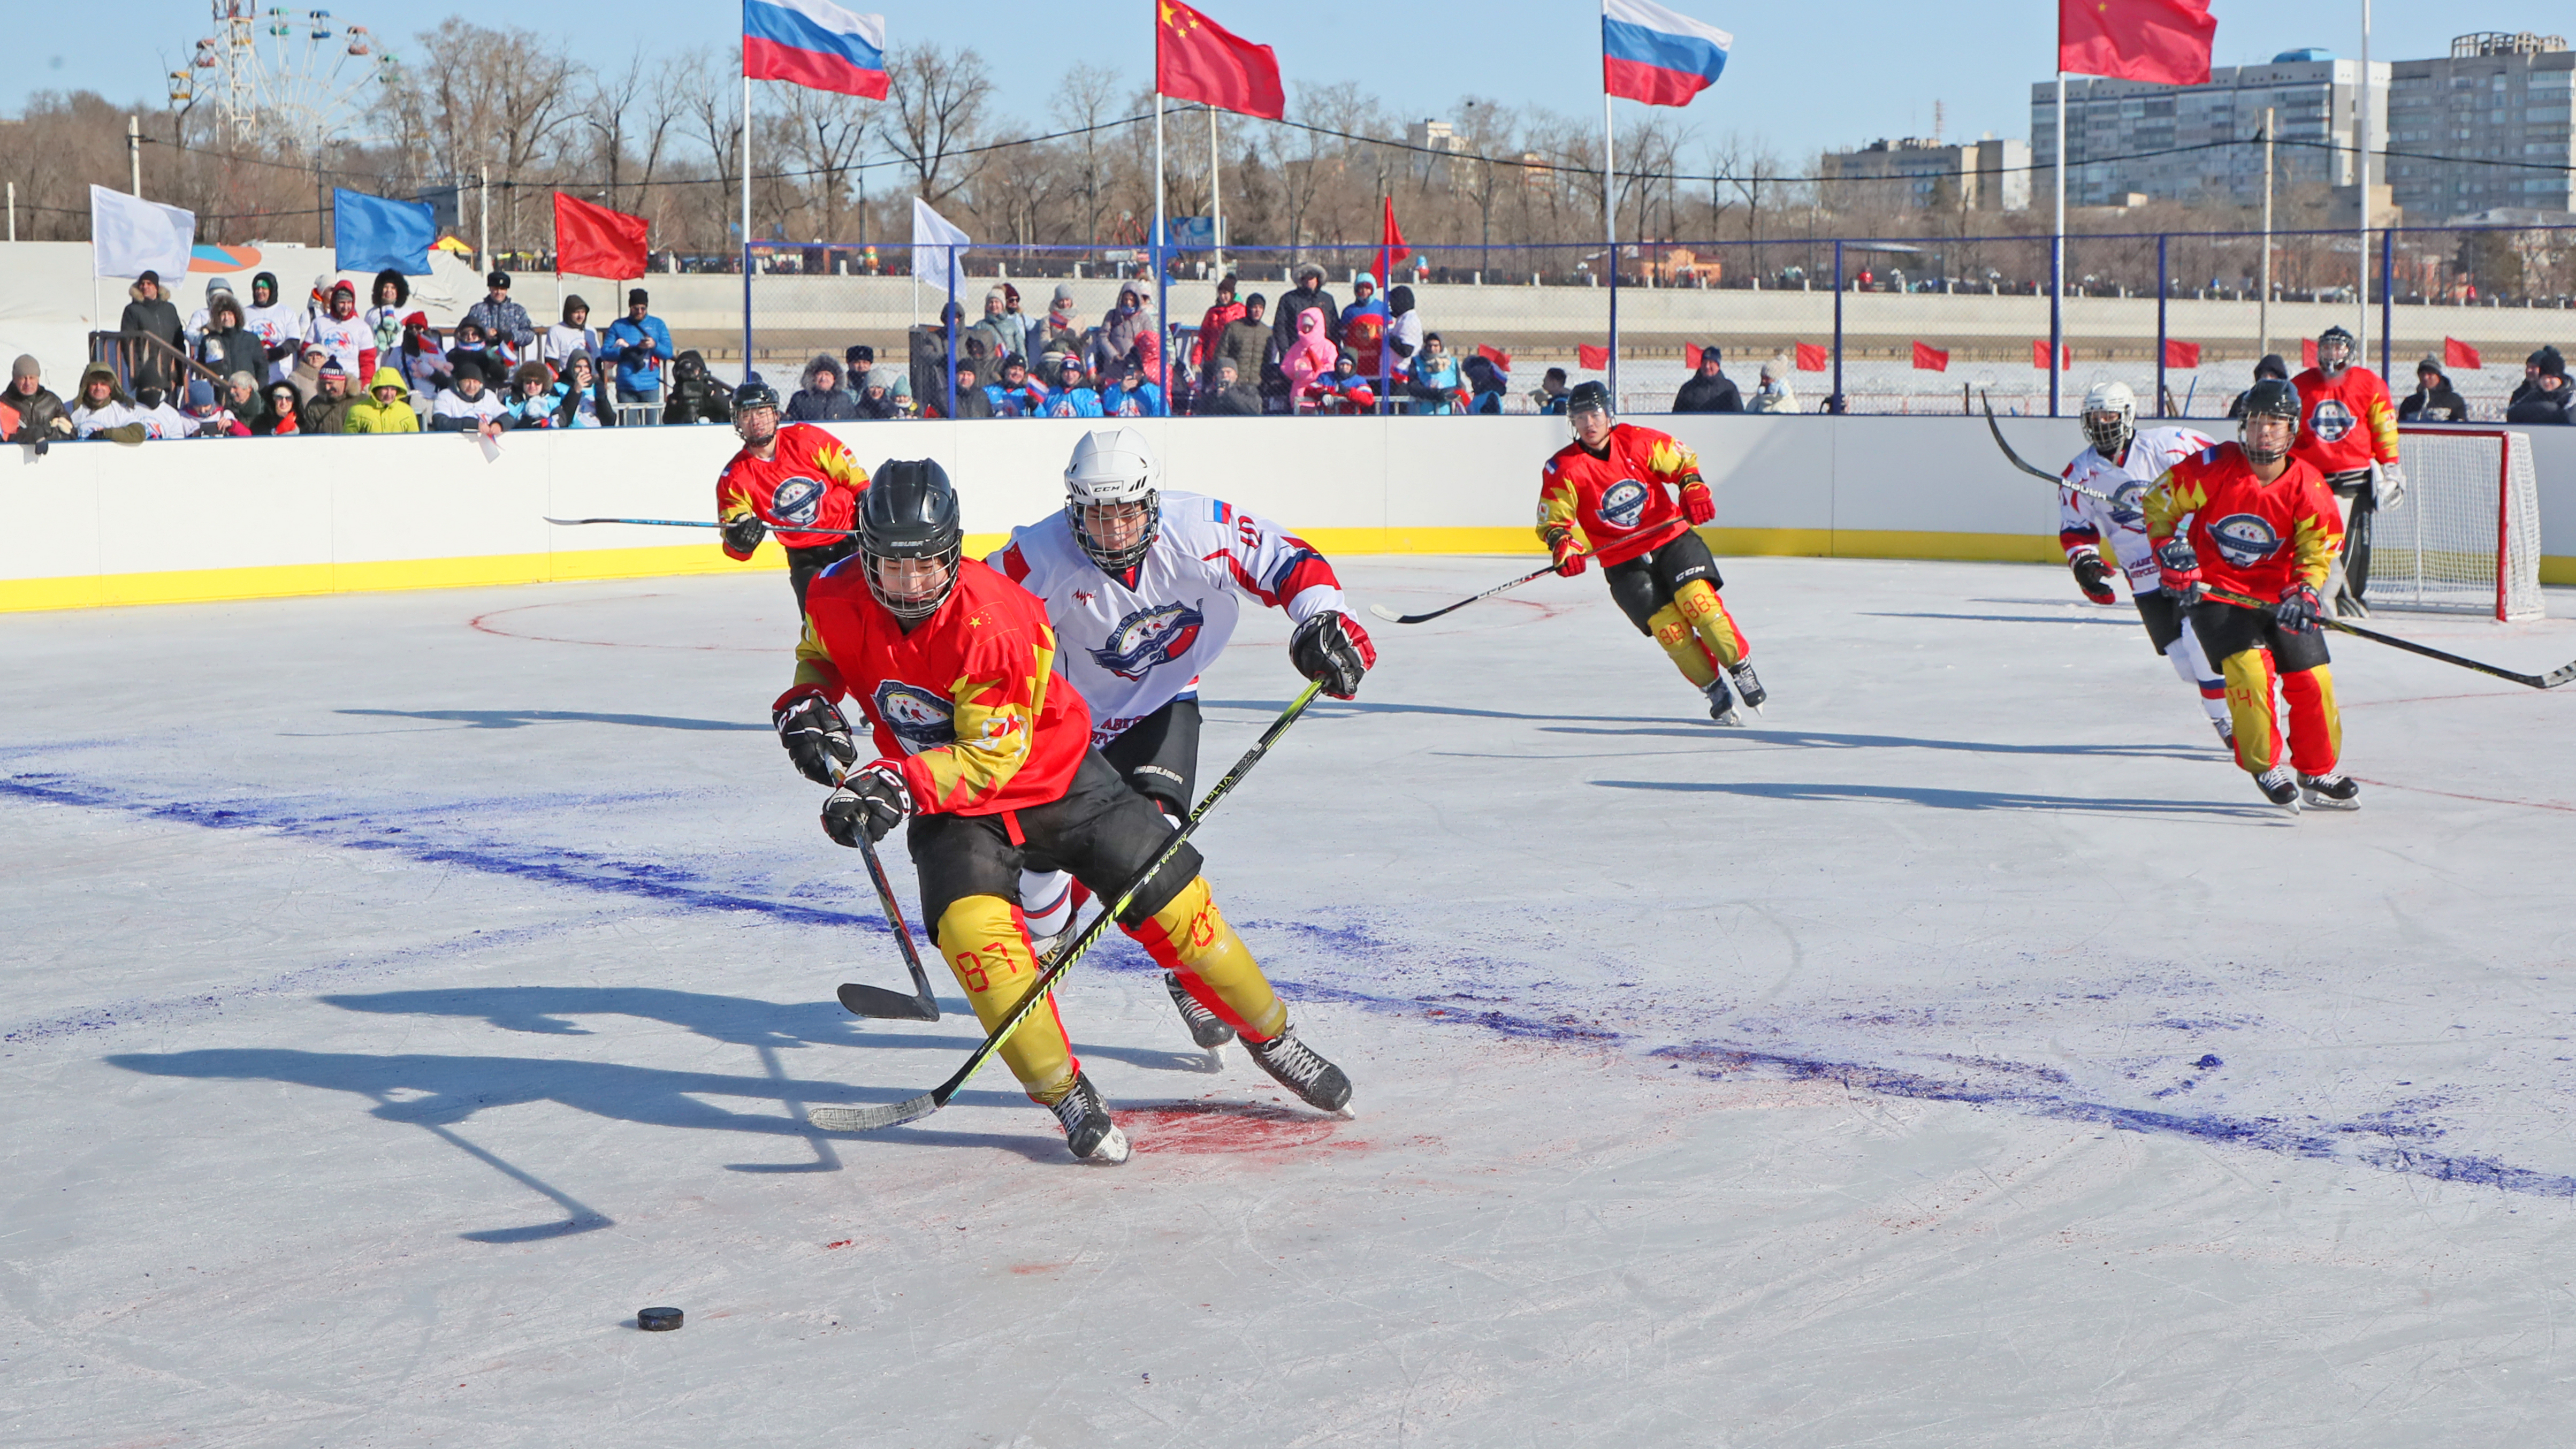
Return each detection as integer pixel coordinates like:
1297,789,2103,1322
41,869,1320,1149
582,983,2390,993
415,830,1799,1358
1703,675,1744,727
2254,765,2302,813
1047,1072,1131,1164
2299,772,2361,811
1166,971,1237,1053
2212,718,2236,751
1728,659,1766,712
1245,1025,1353,1117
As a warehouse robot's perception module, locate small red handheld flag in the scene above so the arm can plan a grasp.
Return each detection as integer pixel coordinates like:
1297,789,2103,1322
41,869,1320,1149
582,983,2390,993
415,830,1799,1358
554,193,649,280
2162,338,2201,369
1476,344,1512,371
1578,344,1610,370
1378,197,1409,278
2301,338,2319,370
2443,337,2482,370
1794,341,1828,372
2059,0,2215,86
1157,1,1285,120
2032,339,2071,370
1912,341,1949,372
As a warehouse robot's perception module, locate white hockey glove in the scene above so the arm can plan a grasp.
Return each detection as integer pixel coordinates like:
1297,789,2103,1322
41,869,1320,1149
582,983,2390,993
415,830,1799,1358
2373,460,2406,512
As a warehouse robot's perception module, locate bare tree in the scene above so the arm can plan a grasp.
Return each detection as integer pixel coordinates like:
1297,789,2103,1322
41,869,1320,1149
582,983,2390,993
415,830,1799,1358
880,44,995,205
1050,64,1123,248
781,84,874,241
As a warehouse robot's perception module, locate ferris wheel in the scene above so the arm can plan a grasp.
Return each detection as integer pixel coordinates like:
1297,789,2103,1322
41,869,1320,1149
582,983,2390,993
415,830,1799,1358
167,3,400,151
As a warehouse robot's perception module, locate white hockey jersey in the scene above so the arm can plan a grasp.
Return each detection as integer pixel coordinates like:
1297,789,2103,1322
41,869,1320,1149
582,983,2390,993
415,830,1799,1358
2058,425,2215,590
990,491,1348,745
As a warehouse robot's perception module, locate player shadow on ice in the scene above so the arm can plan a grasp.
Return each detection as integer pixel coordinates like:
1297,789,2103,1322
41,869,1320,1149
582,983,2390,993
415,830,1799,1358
331,708,768,733
1597,778,2278,819
1552,723,2216,764
1858,610,2142,628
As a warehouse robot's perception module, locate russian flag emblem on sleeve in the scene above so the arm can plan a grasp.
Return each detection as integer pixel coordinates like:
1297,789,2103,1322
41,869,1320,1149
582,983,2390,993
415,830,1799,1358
1602,0,1732,109
744,0,889,101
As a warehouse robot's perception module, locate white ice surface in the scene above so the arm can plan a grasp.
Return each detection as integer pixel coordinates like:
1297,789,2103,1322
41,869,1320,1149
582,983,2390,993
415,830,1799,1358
4,557,2574,1447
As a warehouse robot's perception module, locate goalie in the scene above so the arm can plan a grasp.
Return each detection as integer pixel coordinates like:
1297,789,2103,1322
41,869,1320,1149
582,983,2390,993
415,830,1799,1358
2289,326,2404,617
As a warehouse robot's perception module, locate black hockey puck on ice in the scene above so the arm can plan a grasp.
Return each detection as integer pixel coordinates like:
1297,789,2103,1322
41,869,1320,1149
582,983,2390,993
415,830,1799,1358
637,1307,684,1331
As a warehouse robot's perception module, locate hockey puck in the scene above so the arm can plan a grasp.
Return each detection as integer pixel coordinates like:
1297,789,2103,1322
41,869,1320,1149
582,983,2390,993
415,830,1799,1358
637,1306,684,1332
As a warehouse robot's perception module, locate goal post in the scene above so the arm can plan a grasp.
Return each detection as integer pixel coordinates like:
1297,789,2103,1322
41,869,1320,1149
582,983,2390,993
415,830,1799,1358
2374,428,2544,622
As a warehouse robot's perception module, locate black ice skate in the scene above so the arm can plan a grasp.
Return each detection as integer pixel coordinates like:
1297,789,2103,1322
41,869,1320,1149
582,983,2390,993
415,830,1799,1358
1047,1072,1131,1163
2254,765,2302,813
1702,675,1744,727
2212,718,2236,751
2299,772,2361,811
1166,971,1237,1051
1727,659,1766,711
1245,1025,1353,1116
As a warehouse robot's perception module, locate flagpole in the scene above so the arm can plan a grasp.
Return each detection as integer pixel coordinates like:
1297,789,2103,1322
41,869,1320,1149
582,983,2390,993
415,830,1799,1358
1603,88,1619,406
1208,105,1225,277
2356,0,2372,371
2049,70,2065,418
1154,88,1168,410
741,59,754,379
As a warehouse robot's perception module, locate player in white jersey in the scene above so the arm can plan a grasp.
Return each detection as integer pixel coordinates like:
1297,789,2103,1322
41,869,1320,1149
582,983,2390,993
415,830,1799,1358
2056,381,2232,746
990,427,1376,1051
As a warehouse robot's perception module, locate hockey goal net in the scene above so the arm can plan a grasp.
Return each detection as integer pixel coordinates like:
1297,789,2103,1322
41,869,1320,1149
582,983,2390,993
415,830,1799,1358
2371,428,2544,622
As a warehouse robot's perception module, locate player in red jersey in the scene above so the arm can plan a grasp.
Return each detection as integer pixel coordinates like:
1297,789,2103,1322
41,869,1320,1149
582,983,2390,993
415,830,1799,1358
1536,380,1764,723
713,381,871,609
2143,379,2358,813
767,460,1354,1163
2288,325,2407,617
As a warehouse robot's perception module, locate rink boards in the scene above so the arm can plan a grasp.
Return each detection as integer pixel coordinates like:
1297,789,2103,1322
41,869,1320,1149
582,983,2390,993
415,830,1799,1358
6,414,2573,612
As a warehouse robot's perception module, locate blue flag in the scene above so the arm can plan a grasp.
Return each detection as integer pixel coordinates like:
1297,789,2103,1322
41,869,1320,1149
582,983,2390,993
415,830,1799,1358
333,188,435,274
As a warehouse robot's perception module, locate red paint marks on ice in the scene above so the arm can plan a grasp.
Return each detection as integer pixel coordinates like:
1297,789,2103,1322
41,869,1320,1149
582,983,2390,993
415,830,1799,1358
1008,1263,1065,1275
823,1239,852,1249
1126,1101,1365,1156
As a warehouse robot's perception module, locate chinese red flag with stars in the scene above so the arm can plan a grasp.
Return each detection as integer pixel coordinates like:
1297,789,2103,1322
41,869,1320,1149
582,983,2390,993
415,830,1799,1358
1156,1,1286,120
2060,0,2214,86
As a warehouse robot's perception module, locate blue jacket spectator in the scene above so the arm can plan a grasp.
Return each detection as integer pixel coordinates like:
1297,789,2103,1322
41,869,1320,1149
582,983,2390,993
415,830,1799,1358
606,288,674,401
787,354,859,421
1043,356,1103,417
1098,358,1164,418
985,356,1048,417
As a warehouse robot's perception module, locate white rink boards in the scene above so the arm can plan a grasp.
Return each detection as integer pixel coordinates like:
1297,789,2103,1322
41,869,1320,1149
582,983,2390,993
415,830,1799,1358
3,556,2574,1446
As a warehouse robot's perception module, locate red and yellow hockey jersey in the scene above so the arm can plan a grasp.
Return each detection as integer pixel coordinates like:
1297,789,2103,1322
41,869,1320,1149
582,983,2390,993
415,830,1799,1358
2287,365,2398,478
2143,443,2344,602
790,558,1091,818
1534,423,1704,568
715,422,868,556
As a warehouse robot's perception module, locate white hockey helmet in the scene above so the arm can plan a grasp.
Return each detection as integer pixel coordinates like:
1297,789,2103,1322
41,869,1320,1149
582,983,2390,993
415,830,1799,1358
1063,426,1161,571
2079,378,2136,458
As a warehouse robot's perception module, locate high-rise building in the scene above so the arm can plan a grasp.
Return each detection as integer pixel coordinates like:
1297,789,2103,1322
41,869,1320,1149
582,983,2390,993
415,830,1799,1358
2031,54,2388,207
1820,138,2031,211
2384,33,2575,219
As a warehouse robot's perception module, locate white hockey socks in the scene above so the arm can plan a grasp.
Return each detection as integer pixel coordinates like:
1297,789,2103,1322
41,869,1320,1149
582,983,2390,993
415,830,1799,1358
2165,639,2229,724
1019,868,1078,940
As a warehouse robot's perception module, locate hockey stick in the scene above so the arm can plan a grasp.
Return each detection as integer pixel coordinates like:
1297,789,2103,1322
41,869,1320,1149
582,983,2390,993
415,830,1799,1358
1980,392,2117,505
1367,554,1590,625
837,829,942,1021
2204,586,2576,690
541,515,863,538
808,679,1329,1133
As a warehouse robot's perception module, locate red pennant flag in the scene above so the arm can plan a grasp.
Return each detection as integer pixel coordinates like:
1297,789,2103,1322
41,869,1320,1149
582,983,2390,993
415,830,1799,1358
1794,341,1828,372
1912,341,1949,372
2162,338,2201,369
554,192,649,280
2032,339,2071,370
2059,0,2214,85
1156,1,1285,120
1378,196,1409,279
2301,337,2319,370
1476,344,1512,371
1577,344,1610,370
2443,336,2482,370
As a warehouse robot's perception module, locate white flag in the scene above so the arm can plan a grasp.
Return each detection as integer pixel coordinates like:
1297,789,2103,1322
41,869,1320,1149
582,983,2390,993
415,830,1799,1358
90,185,196,281
910,196,969,304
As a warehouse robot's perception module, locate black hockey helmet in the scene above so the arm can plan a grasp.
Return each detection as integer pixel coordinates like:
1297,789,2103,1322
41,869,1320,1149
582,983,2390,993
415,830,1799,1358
731,380,780,415
2316,325,2356,372
860,459,965,620
2237,377,2301,464
1566,378,1613,422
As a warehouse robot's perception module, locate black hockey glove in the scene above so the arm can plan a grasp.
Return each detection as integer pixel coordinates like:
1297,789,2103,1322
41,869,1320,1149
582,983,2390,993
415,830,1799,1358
1289,610,1377,700
2070,552,2118,605
722,514,768,554
772,687,858,786
2275,581,2324,635
821,762,912,846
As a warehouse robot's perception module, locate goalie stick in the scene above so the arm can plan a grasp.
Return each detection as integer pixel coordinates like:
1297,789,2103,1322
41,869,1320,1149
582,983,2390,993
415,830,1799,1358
2204,587,2576,690
836,829,943,1021
1367,554,1592,626
807,680,1329,1134
1980,392,2119,506
540,515,863,538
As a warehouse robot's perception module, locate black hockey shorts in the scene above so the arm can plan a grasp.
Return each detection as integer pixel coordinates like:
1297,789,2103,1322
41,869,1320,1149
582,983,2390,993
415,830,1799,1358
2326,470,2375,600
904,749,1203,934
1603,529,1724,636
2189,598,2330,673
786,540,857,613
1098,697,1201,820
2132,589,2192,654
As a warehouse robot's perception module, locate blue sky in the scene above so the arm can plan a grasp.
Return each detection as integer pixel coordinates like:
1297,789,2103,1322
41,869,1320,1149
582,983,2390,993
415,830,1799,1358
0,3,2500,163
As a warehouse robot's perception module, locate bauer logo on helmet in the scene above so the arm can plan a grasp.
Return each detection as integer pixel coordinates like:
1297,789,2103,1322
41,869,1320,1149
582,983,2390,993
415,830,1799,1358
1598,479,1650,530
2208,513,2284,568
871,681,957,754
1090,600,1207,681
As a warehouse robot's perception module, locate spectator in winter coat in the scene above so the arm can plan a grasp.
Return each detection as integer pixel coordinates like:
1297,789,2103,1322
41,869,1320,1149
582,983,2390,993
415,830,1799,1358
284,342,331,411
1384,285,1423,382
501,361,563,429
1043,356,1103,418
844,345,875,389
307,282,369,379
1037,283,1085,367
544,296,599,371
392,314,451,399
1319,352,1377,415
429,368,506,435
986,355,1048,418
664,350,733,425
70,362,146,443
1193,274,1245,378
344,366,423,433
119,270,187,393
462,271,537,359
1282,308,1337,410
205,371,265,436
255,382,303,436
1672,347,1743,413
362,270,410,379
1406,334,1466,415
1340,273,1389,378
2509,347,2560,409
939,360,994,419
130,384,197,440
6,355,72,444
1098,356,1164,418
1749,360,1800,414
2397,357,2469,423
1272,265,1340,365
243,272,304,383
555,352,608,428
196,294,264,388
2505,354,2574,425
1461,353,1509,415
909,302,963,413
787,355,860,421
855,367,903,419
1215,294,1271,399
1529,365,1570,415
1093,283,1152,375
184,278,232,338
302,362,360,436
2226,354,2291,419
966,286,1028,365
606,289,674,411
1195,357,1262,416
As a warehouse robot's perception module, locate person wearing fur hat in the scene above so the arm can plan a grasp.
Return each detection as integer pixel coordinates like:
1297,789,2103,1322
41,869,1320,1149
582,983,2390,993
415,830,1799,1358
787,354,859,421
362,269,411,379
345,365,422,433
197,293,264,386
501,360,564,429
70,362,147,443
118,269,187,393
6,356,72,445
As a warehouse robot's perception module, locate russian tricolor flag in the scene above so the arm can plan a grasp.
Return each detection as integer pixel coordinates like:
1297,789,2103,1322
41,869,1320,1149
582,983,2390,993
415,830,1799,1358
1602,0,1731,109
744,0,889,100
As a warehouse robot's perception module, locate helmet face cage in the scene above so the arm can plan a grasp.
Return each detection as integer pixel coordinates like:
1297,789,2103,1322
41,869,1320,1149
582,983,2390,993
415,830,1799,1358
1068,493,1159,573
863,537,963,620
2237,379,2301,464
859,459,965,620
731,383,781,444
2080,383,2136,457
1063,429,1161,573
2317,328,2354,372
1566,379,1614,434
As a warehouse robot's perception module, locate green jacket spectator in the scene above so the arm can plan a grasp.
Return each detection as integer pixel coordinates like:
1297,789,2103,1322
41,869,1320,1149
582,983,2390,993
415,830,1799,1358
342,367,421,433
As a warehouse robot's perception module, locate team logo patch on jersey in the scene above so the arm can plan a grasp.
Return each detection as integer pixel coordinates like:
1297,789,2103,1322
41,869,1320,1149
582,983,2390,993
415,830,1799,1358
871,681,956,754
771,475,825,526
1598,479,1650,529
1091,600,1207,681
2109,480,2149,524
2208,513,2284,568
2307,399,2354,444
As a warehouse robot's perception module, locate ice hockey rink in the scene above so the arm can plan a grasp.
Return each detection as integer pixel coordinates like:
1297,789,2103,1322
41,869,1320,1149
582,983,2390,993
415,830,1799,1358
4,554,2572,1446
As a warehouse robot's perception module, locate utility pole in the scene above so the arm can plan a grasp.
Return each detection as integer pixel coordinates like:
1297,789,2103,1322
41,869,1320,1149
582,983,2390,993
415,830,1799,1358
2259,107,2275,361
2357,0,2375,361
478,164,490,271
127,116,142,195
